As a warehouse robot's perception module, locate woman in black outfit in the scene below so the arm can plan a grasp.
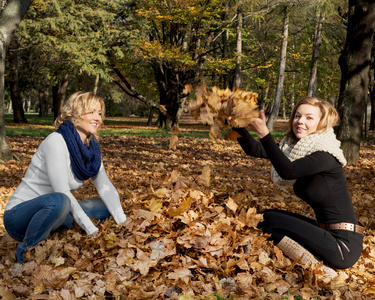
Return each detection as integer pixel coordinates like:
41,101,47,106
234,96,363,276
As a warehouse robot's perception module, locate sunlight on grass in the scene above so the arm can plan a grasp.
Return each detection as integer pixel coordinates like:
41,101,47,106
4,113,287,139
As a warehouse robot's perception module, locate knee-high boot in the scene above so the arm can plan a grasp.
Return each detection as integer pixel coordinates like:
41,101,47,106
276,236,337,278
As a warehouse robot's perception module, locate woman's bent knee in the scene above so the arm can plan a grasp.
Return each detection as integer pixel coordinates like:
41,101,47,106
50,193,71,215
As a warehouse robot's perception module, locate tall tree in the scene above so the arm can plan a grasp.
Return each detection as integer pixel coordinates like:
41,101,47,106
267,4,289,131
233,0,243,89
17,0,123,103
307,5,325,97
8,34,27,123
114,0,230,129
336,0,375,164
0,0,34,163
52,73,69,120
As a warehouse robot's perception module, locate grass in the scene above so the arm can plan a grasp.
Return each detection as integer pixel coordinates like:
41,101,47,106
4,113,285,139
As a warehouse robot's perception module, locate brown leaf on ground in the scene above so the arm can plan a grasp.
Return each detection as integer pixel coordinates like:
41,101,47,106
1,123,375,299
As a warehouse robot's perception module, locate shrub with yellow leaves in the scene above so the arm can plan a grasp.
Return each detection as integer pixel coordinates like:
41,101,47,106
186,84,259,139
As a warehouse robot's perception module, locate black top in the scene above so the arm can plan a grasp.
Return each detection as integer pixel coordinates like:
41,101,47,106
235,128,358,225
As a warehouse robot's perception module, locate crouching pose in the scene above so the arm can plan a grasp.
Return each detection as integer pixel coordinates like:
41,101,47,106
233,97,363,276
4,91,126,263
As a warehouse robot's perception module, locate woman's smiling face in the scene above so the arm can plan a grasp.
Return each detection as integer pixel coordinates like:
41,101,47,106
75,101,102,143
292,104,321,139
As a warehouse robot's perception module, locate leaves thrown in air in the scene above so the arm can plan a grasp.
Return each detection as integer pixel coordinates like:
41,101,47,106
187,84,259,138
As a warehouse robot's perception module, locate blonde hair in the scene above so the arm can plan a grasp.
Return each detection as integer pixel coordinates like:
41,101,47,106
286,96,339,141
54,91,105,141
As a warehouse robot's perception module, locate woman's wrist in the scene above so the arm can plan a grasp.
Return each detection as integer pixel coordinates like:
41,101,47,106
257,128,270,139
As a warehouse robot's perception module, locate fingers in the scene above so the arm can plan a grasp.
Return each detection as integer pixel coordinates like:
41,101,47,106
259,110,266,121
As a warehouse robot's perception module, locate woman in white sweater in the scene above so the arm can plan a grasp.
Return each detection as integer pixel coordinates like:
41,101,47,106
4,91,127,263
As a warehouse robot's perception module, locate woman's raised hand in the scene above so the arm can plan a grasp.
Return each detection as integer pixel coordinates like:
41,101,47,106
250,110,269,138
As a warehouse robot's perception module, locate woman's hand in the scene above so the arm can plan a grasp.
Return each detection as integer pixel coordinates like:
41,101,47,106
251,110,269,138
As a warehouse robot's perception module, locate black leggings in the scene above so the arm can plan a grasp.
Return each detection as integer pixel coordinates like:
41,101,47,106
258,209,363,269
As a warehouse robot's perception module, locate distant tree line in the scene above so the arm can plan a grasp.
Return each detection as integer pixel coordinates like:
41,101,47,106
1,0,375,164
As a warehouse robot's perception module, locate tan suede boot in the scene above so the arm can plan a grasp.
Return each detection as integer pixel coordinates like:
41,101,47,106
276,236,337,278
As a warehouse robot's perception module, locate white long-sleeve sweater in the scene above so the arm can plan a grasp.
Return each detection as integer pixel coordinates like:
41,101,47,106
6,132,126,235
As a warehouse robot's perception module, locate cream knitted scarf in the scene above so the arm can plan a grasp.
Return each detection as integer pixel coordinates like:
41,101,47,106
271,127,347,189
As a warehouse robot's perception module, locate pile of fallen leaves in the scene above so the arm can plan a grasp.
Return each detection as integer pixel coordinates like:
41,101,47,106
186,85,259,139
1,126,375,299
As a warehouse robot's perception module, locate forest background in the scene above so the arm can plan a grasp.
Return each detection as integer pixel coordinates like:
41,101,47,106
1,0,375,299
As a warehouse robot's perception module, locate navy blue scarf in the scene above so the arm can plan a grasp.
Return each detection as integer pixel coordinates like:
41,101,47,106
56,121,101,181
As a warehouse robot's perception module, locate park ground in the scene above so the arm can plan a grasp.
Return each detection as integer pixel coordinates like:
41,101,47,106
0,115,375,299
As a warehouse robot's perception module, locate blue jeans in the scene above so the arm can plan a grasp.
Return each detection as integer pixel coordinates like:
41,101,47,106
4,193,111,263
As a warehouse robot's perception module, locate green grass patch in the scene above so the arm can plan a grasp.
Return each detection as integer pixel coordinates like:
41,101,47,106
4,113,286,139
4,113,54,125
5,125,55,136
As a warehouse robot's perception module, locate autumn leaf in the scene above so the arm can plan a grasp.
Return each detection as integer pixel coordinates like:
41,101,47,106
1,129,375,300
51,257,65,267
224,130,242,141
167,197,191,217
187,84,259,139
149,198,163,213
134,209,157,222
226,197,238,213
167,267,192,284
159,104,167,115
171,125,181,134
238,207,264,228
169,135,179,150
183,84,193,95
198,165,211,187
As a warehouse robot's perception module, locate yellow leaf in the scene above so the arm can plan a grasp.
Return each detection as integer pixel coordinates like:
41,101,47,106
178,291,195,299
149,198,163,213
167,197,191,217
34,286,44,294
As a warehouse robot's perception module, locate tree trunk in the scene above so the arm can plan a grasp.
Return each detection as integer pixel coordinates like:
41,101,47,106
52,74,69,120
370,83,375,130
222,26,229,88
307,8,325,97
267,5,289,131
8,35,27,123
0,0,34,162
336,0,375,164
0,44,12,162
233,0,243,89
147,106,155,126
7,99,12,113
93,74,99,95
39,88,49,117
